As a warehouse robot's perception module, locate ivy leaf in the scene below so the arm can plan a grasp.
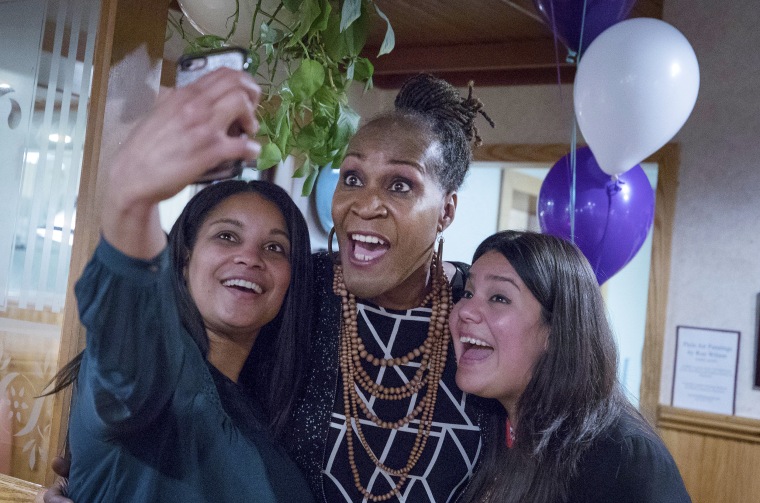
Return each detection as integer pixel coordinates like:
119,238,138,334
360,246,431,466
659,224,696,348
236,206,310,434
248,51,261,76
281,0,303,12
260,23,286,45
340,0,362,32
257,142,283,170
331,103,360,150
289,59,325,101
353,57,374,82
344,7,369,57
289,0,322,44
257,118,271,136
192,35,227,50
295,123,326,153
276,120,292,156
301,162,320,196
374,4,396,56
313,0,332,32
322,11,347,61
293,157,311,178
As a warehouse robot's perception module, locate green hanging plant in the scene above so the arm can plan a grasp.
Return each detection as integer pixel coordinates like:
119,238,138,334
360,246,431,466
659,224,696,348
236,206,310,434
168,0,395,195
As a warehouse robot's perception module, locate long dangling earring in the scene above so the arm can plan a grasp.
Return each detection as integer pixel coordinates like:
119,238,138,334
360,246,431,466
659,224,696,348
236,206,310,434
436,232,444,272
328,227,339,264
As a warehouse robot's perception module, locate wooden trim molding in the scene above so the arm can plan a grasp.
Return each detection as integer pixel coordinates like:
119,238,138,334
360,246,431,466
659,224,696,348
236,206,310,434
47,0,170,487
474,142,679,424
657,405,760,502
639,143,680,423
0,473,42,502
657,405,760,444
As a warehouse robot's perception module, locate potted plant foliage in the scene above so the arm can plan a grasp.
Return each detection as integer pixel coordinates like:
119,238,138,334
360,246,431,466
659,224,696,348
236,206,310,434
170,0,395,194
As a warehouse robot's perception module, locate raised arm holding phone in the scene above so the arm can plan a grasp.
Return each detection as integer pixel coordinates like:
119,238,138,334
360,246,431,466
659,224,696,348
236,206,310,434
44,67,316,502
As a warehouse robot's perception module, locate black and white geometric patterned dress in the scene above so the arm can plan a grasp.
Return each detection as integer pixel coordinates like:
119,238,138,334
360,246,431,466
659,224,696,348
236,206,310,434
322,301,483,503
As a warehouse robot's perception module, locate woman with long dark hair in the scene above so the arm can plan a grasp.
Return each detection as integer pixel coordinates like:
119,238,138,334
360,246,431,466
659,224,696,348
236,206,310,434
55,68,315,502
451,230,690,503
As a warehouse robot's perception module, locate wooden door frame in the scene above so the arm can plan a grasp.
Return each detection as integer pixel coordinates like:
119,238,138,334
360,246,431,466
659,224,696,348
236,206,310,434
0,0,171,495
44,0,171,488
474,143,679,423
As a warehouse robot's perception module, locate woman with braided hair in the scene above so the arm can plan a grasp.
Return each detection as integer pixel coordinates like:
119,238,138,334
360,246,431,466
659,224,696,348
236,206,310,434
284,73,498,503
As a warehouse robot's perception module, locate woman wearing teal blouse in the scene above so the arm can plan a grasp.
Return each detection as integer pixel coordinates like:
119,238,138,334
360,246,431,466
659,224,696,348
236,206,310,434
60,68,315,502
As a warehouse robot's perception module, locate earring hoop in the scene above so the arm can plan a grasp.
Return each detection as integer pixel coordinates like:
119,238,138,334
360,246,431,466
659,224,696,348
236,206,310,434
328,227,340,265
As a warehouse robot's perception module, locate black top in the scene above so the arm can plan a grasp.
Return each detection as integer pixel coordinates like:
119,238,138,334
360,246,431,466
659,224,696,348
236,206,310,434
323,300,483,502
284,252,498,503
567,408,691,503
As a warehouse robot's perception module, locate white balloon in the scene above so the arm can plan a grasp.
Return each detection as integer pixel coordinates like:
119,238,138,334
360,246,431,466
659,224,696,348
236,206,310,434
177,0,294,48
574,18,699,176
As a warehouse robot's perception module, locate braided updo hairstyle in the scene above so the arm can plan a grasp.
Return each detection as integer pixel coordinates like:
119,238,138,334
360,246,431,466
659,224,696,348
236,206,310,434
391,73,494,192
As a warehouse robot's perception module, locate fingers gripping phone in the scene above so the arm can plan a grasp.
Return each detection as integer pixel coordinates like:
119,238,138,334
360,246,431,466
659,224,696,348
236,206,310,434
176,47,253,183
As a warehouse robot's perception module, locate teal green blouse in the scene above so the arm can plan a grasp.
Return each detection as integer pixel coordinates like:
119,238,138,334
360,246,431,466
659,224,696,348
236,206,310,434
67,238,314,502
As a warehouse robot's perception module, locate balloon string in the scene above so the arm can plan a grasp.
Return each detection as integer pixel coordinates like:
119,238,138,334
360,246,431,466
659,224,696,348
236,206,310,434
549,0,563,99
595,179,622,284
570,119,577,243
577,0,589,60
568,0,589,243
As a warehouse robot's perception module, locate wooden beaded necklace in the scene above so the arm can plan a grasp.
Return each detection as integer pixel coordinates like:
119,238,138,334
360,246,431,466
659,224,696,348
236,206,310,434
332,253,452,501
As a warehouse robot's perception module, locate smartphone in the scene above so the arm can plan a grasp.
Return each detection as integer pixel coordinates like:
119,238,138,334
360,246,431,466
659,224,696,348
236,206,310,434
176,47,254,183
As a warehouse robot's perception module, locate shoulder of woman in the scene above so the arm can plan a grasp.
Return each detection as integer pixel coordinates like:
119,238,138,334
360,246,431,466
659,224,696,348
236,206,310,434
596,412,691,502
570,413,690,502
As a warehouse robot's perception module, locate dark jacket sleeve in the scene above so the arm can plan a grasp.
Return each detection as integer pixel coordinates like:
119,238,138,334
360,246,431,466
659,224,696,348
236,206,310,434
74,238,187,438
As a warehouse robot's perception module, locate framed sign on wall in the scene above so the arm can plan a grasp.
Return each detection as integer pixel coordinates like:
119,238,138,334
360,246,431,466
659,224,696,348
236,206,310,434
671,325,740,415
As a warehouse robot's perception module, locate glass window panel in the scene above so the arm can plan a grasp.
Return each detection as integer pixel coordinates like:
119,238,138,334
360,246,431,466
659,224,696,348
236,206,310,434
0,0,100,484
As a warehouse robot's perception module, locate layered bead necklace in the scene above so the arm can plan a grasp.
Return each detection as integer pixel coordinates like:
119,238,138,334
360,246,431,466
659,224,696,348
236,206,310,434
332,253,452,502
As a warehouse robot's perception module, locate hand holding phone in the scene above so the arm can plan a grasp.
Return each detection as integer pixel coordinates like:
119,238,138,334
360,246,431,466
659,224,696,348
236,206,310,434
176,47,254,183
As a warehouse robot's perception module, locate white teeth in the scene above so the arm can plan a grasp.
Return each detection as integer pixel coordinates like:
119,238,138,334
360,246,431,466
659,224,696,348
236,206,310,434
222,279,263,294
351,233,386,245
460,336,493,348
355,253,372,262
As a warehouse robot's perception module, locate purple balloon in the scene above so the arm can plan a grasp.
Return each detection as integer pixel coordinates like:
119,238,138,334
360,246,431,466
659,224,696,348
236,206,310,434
538,147,655,285
533,0,636,53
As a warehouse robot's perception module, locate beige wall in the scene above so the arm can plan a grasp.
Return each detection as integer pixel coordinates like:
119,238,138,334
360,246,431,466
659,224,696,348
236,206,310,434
348,0,760,420
659,0,760,418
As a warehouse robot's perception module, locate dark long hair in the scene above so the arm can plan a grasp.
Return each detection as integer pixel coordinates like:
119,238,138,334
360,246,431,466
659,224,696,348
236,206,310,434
48,180,312,439
462,231,633,503
365,73,494,193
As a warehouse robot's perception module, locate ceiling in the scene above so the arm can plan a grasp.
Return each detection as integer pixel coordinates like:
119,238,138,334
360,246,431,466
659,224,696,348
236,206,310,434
362,0,663,88
167,0,663,89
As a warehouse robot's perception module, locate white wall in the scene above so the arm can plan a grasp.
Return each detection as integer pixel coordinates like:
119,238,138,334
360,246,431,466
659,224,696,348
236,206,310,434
659,0,760,418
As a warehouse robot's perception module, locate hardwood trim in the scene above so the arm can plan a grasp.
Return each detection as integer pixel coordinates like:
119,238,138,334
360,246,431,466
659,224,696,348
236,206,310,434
46,0,170,486
474,143,572,163
367,39,576,88
0,473,41,502
657,405,760,502
639,144,680,423
657,405,760,444
473,142,679,424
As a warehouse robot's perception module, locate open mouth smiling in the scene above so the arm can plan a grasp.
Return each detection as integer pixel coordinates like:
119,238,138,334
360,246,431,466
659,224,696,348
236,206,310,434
459,336,495,362
222,278,263,294
350,233,389,262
